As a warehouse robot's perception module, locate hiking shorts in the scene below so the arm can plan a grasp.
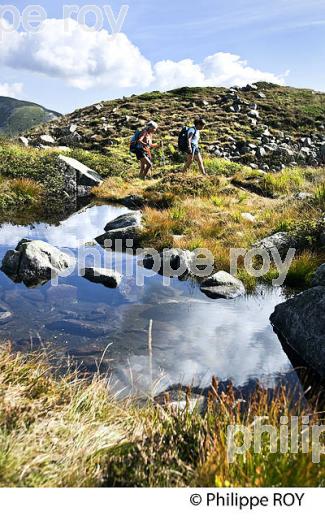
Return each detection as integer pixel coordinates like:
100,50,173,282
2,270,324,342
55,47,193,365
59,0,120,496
189,144,200,156
136,147,152,163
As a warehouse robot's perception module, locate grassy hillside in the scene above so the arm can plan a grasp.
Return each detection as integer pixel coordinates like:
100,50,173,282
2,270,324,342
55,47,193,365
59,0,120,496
0,96,60,136
25,82,325,171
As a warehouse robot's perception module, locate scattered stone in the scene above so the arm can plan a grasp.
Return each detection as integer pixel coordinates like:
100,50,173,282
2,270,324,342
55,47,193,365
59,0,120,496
40,134,55,144
200,271,246,300
82,267,122,288
254,232,297,255
1,239,74,287
241,212,256,223
18,136,29,147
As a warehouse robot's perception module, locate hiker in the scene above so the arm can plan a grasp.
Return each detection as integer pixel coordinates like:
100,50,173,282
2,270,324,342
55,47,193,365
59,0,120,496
180,118,207,175
131,121,159,178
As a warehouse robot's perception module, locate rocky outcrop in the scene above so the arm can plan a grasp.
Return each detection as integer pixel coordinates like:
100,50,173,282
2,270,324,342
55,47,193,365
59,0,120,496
1,239,74,287
82,267,122,288
270,286,325,379
96,212,143,249
200,271,246,299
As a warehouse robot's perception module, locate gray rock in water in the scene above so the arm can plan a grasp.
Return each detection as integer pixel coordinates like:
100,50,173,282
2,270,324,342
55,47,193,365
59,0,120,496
96,212,143,250
82,267,122,288
104,212,142,232
270,287,325,379
254,232,297,255
311,264,325,287
1,239,74,287
0,302,13,323
141,248,196,279
200,271,246,299
120,195,145,209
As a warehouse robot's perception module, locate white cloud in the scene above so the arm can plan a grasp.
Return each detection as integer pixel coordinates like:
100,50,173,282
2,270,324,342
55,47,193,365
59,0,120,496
154,52,286,91
0,18,153,90
0,81,23,97
0,17,286,92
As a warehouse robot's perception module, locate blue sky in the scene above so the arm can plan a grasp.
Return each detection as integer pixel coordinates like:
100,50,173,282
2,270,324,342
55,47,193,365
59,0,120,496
0,0,324,113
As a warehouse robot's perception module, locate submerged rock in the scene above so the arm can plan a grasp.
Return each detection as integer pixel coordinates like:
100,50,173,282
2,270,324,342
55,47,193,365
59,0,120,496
1,239,74,287
200,271,246,299
82,267,122,288
47,319,112,338
270,287,325,379
0,302,12,323
96,212,143,250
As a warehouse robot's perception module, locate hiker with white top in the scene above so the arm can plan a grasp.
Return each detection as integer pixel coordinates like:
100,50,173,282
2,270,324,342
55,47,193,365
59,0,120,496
179,118,207,175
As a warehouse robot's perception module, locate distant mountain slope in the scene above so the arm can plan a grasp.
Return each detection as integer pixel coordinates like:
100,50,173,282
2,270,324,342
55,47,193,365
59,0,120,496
0,97,61,136
25,82,325,170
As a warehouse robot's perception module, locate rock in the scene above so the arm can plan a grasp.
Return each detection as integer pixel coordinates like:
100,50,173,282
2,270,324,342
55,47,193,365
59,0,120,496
141,248,196,279
46,284,78,303
96,212,143,250
248,110,260,119
120,195,145,209
18,136,29,147
1,239,74,287
58,155,103,188
104,212,142,232
241,212,256,223
270,287,325,379
311,264,325,287
0,302,12,323
257,92,266,99
295,192,313,201
47,319,112,338
254,232,297,255
40,134,55,144
200,271,246,300
82,267,122,288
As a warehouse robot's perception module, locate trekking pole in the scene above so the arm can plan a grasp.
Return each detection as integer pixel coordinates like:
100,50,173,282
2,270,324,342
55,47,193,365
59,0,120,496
161,140,166,167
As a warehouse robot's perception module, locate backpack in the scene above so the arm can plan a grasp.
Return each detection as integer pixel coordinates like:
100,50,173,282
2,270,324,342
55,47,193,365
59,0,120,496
130,129,142,154
178,126,196,152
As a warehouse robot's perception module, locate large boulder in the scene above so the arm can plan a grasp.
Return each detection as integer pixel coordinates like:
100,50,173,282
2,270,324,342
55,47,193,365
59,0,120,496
200,271,246,299
311,264,325,287
58,155,103,190
1,239,74,287
270,287,325,379
82,267,122,288
96,212,143,250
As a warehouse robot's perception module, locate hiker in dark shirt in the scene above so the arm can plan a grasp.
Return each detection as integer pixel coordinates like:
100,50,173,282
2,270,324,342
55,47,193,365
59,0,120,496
136,121,159,178
182,118,207,175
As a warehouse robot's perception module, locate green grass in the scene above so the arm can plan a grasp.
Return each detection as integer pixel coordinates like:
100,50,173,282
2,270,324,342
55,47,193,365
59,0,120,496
0,345,324,488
